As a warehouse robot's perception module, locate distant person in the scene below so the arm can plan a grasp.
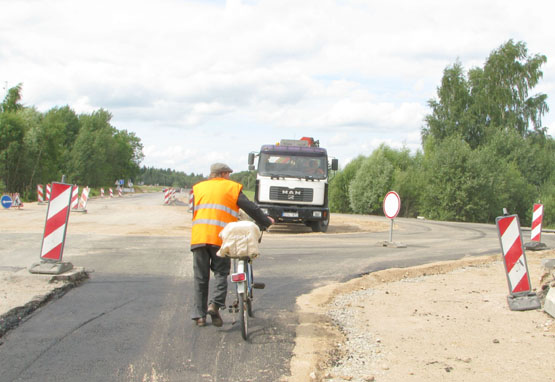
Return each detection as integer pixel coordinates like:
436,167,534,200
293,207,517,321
190,163,274,327
304,159,324,176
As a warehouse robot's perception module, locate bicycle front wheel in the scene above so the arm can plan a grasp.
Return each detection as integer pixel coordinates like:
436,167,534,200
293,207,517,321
239,292,248,340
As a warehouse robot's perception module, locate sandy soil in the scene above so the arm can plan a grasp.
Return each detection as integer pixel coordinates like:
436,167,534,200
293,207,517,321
1,195,554,382
291,250,555,382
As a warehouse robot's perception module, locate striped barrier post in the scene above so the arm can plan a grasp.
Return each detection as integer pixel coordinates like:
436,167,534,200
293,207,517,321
531,203,544,242
163,188,172,205
74,186,89,213
37,184,45,204
525,203,547,251
29,182,74,274
496,213,540,311
71,185,80,209
100,188,105,198
46,183,51,201
109,188,113,198
118,188,123,197
79,187,89,211
188,190,193,212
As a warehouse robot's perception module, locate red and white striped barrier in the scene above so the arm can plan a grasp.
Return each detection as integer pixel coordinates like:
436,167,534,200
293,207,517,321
100,188,105,198
164,188,173,205
496,213,541,311
39,183,73,261
71,186,80,209
109,188,113,198
189,190,193,211
46,183,51,201
78,187,90,210
118,188,123,197
530,203,544,242
37,184,45,203
496,214,531,294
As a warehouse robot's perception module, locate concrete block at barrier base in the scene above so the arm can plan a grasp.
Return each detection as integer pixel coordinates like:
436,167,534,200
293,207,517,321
507,293,541,311
544,288,555,318
524,241,547,251
28,261,73,275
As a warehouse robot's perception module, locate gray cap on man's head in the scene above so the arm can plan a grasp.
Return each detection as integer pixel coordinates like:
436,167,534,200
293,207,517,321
210,162,233,174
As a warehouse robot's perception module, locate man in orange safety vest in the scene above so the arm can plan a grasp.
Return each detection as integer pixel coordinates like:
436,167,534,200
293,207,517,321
190,163,273,327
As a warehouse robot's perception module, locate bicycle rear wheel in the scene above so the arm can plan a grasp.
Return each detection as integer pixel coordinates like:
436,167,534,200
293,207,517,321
239,292,248,340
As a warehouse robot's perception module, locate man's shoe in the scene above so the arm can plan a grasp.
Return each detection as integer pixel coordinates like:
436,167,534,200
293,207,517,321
207,303,223,327
195,317,206,327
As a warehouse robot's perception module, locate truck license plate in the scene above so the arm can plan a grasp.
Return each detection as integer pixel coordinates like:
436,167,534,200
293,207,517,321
283,212,298,218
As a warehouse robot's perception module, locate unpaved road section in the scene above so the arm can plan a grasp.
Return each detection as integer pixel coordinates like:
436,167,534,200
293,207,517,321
291,250,555,382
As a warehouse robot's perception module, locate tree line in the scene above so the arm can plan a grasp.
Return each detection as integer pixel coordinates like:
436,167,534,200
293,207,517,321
0,84,144,198
136,167,255,190
137,166,205,188
329,40,554,227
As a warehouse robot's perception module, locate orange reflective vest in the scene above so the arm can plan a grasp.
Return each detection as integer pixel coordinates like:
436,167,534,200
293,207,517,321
191,178,243,247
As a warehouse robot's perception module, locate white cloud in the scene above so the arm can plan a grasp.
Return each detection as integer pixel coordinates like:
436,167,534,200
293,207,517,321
1,0,554,175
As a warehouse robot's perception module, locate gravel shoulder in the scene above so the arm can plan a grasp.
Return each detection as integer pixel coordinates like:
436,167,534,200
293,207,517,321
289,249,555,382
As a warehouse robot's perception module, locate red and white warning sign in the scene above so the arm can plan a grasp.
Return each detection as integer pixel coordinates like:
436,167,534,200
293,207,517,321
530,203,544,242
71,185,79,209
37,184,44,203
40,183,73,262
496,214,532,295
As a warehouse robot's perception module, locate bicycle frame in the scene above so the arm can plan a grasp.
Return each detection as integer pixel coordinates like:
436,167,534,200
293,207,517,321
230,257,254,340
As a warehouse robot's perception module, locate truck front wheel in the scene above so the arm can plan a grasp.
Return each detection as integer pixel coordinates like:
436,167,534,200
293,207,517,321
310,216,329,233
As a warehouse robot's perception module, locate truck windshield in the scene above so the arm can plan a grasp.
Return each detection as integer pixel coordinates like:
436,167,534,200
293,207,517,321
258,153,328,179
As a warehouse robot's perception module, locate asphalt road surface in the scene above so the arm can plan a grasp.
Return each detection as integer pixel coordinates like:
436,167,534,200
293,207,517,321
1,192,552,382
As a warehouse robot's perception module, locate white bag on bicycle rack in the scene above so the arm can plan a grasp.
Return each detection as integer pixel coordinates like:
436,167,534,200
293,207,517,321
217,221,261,258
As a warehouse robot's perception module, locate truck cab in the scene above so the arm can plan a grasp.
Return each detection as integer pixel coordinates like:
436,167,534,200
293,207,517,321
248,137,338,232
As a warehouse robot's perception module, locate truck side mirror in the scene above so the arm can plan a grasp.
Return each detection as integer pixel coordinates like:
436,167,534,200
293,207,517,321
331,158,338,171
248,165,255,171
248,152,255,166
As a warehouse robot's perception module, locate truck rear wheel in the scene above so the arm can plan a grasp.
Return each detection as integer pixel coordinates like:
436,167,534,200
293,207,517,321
310,216,329,233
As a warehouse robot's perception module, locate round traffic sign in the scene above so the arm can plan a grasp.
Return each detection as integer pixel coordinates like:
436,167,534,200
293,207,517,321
1,195,13,209
383,191,401,219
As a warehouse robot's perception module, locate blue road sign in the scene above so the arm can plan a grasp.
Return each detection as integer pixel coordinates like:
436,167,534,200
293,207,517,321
1,195,13,209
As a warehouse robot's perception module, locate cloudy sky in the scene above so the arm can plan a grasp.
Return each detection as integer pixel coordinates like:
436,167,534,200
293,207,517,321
2,0,554,175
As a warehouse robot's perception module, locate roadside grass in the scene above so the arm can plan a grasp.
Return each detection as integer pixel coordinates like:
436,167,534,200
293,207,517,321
243,190,255,200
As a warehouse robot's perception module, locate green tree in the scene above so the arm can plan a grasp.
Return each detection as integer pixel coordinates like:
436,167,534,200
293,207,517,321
392,151,424,218
329,155,365,213
0,83,24,113
0,111,26,191
349,149,394,215
231,170,256,191
423,40,549,148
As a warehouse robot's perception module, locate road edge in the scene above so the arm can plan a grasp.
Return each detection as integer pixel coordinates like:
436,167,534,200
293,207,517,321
0,268,89,339
285,253,503,382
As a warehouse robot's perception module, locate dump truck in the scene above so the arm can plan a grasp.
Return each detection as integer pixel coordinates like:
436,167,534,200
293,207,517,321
248,137,338,232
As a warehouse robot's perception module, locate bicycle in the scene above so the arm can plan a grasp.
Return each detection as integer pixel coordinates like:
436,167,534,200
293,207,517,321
220,224,265,341
229,255,265,340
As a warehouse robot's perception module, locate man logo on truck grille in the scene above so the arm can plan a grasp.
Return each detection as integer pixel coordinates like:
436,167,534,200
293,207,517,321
282,189,302,200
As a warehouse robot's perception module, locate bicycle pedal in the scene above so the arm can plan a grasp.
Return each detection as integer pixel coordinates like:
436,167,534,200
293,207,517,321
253,282,265,289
